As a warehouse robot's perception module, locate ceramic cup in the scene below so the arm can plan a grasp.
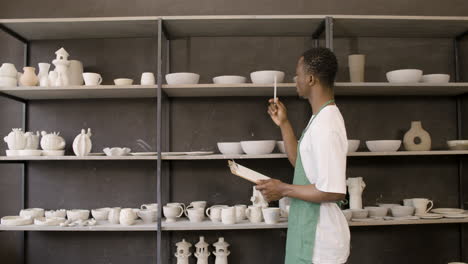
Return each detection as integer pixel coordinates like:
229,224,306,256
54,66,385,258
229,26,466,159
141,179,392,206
108,207,121,224
137,209,157,224
45,209,67,219
141,203,158,211
91,208,111,221
163,205,184,222
403,199,414,207
262,207,281,224
141,72,156,85
246,205,263,223
167,202,186,211
66,209,90,221
185,208,205,223
20,208,45,219
221,206,237,225
348,54,365,82
83,73,102,86
206,205,228,223
235,204,247,222
186,201,207,210
120,208,137,226
412,198,434,215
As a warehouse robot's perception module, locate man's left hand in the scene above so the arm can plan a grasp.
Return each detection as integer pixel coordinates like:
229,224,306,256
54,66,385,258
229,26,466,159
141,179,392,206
256,179,287,202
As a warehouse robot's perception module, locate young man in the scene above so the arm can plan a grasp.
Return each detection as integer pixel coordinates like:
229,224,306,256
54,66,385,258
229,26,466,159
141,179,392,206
256,47,350,264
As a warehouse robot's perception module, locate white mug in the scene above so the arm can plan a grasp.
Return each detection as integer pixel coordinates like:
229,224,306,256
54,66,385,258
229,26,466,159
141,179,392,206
185,208,205,222
141,203,158,211
412,198,434,215
120,208,136,226
186,201,207,210
141,72,155,85
206,205,228,223
83,72,102,86
137,209,157,224
262,207,281,224
246,205,263,223
167,202,186,211
403,199,414,207
235,204,247,222
221,207,237,225
163,205,184,222
108,207,121,224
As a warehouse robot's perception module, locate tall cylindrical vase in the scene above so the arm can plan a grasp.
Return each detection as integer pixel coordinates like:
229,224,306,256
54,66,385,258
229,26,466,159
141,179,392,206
348,54,365,82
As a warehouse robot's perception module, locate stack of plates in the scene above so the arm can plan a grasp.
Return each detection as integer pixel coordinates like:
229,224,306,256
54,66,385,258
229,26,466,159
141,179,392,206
431,208,468,219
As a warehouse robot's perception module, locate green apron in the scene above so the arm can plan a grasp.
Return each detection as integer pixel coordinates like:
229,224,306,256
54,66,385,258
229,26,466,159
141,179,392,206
285,99,335,264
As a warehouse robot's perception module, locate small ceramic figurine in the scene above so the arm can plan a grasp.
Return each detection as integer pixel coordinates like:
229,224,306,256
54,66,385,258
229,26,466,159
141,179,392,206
195,236,210,264
40,131,66,150
24,131,40,150
250,186,269,208
72,128,92,156
52,47,71,86
346,177,366,210
175,239,192,264
4,128,27,150
213,237,230,264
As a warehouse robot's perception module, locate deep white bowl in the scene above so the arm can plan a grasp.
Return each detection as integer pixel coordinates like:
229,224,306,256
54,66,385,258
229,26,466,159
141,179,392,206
92,208,111,221
377,203,401,209
114,78,134,86
213,75,247,84
386,69,423,83
240,140,276,155
366,140,402,152
250,71,285,84
447,140,468,150
0,76,17,87
350,209,368,219
347,140,360,153
277,141,286,153
217,142,244,155
342,209,352,221
165,72,200,85
421,74,450,83
364,206,389,217
67,209,90,221
390,206,415,217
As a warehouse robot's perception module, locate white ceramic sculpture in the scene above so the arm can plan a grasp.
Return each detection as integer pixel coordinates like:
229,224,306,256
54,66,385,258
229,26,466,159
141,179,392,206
40,131,66,150
195,236,210,264
52,47,71,86
175,239,192,264
37,63,51,87
24,131,40,150
72,128,92,156
250,186,268,208
346,177,366,210
213,237,230,264
4,128,27,150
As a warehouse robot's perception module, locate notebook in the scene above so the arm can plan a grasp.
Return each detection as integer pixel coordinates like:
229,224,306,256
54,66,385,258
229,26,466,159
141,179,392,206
228,160,271,183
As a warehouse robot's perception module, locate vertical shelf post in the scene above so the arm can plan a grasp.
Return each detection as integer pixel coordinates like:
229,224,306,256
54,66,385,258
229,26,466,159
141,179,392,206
325,16,334,51
156,18,163,264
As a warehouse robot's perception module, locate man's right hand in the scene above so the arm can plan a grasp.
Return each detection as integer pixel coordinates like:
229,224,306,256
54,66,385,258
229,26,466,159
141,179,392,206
268,98,288,127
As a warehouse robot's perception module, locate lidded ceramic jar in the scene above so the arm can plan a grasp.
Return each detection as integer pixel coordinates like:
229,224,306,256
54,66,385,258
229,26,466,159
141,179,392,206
213,237,230,264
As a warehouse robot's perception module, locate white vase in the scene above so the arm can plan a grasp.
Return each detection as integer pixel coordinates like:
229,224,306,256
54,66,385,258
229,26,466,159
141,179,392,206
403,121,431,151
348,54,365,82
346,177,366,210
68,60,84,85
37,63,51,87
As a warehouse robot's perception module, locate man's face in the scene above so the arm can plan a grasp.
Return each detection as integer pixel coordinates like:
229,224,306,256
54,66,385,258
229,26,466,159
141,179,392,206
296,57,311,98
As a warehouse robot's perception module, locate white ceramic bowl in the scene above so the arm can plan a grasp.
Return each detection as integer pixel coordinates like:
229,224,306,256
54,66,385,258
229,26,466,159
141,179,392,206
377,203,401,209
421,74,450,83
18,150,42,156
213,75,247,84
67,209,90,221
342,209,352,221
447,140,468,150
364,206,389,217
42,150,65,156
347,140,360,153
250,71,285,84
0,76,17,87
165,72,200,85
103,147,131,156
366,140,401,152
277,141,286,153
92,208,111,221
19,208,45,219
45,209,67,218
240,140,276,155
390,206,415,217
114,78,134,86
1,216,33,226
217,142,243,155
386,69,423,83
34,216,66,226
350,209,368,219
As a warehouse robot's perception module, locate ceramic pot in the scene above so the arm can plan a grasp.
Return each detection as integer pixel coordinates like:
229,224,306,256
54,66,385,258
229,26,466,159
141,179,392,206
234,204,247,222
403,121,431,151
19,67,39,86
45,209,67,218
40,131,66,150
185,208,205,223
206,205,228,223
4,128,27,150
66,209,90,221
72,128,92,156
137,209,157,223
120,208,136,226
246,205,263,223
68,60,84,85
0,63,18,77
163,205,184,222
221,207,236,225
108,207,121,224
37,63,51,87
20,208,45,219
24,131,40,150
348,54,365,82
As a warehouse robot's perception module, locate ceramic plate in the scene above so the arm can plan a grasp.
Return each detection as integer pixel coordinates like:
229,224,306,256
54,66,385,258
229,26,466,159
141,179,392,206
431,208,465,215
184,151,215,156
130,152,158,156
161,152,187,156
417,213,443,219
88,153,105,156
443,214,468,219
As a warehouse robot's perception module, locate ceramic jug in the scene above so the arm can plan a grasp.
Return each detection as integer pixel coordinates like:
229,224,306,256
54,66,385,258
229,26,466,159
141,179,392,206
68,60,84,85
346,177,366,209
24,131,40,150
4,128,27,150
37,63,51,87
403,121,431,151
40,131,66,150
19,67,39,86
72,128,92,156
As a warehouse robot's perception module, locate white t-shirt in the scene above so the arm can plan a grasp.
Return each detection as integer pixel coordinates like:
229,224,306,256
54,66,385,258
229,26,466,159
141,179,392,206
299,105,350,264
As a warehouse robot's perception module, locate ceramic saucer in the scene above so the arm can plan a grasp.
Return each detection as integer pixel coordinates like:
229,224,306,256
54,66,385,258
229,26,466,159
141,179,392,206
417,213,443,219
161,152,186,156
443,214,468,219
131,152,158,156
183,151,215,155
431,208,465,215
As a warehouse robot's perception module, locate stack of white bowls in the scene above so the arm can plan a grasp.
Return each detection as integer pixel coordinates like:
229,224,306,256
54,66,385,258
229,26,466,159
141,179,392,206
0,63,18,87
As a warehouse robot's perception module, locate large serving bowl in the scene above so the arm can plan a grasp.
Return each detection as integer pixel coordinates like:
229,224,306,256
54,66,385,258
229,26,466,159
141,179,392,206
165,72,200,85
364,206,389,217
240,140,276,155
447,140,468,150
347,140,360,153
213,75,247,84
217,142,244,155
1,216,33,226
250,71,285,84
421,74,450,83
386,69,423,83
0,76,17,87
390,206,415,217
366,140,402,152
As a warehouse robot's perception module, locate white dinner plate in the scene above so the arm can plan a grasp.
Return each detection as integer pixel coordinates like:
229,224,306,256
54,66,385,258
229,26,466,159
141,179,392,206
417,213,443,219
431,208,465,215
183,151,215,156
130,152,158,156
443,214,468,219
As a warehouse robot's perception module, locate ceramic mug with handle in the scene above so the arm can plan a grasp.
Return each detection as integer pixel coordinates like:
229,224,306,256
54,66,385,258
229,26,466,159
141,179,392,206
221,206,237,225
186,201,207,210
412,198,434,215
185,208,205,222
83,73,102,86
206,205,228,223
141,203,158,211
262,207,281,224
246,205,263,223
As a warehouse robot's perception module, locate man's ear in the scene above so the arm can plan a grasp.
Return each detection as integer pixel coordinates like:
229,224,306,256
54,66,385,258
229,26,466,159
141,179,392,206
307,74,316,87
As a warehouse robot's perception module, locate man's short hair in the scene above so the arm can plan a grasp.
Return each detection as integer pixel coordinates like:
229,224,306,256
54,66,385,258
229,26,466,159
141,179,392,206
301,47,338,89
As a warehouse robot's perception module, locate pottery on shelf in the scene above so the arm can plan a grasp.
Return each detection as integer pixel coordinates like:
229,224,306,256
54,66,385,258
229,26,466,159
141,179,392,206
37,63,51,87
52,47,71,86
19,67,39,86
141,72,156,85
19,208,45,219
346,177,366,209
1,216,33,226
120,208,136,226
72,128,92,156
213,237,230,264
447,140,468,150
195,236,211,264
403,121,431,151
103,147,131,156
34,217,66,226
68,60,84,85
66,209,90,221
91,208,111,221
175,239,192,264
45,209,67,218
0,63,18,77
48,71,58,86
108,207,121,224
40,131,66,151
348,54,365,82
4,128,27,150
24,131,40,150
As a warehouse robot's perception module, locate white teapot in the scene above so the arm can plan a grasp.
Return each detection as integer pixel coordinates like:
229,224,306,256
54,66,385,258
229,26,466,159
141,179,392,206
24,131,40,150
4,128,27,150
72,128,92,156
40,131,66,150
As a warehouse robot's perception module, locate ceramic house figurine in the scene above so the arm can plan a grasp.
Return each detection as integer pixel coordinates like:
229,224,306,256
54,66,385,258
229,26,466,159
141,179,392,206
40,131,66,150
4,128,27,150
346,177,366,209
72,128,92,156
175,239,192,264
213,237,230,264
403,121,431,151
250,186,269,208
24,131,40,150
52,47,71,86
195,236,210,264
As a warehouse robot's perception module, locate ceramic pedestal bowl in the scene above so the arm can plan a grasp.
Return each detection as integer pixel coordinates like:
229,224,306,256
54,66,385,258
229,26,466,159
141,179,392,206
350,209,368,219
277,141,286,153
165,73,200,85
217,142,243,155
240,140,276,155
447,140,468,150
364,206,389,217
366,140,401,152
390,206,415,217
213,75,247,84
347,140,360,153
386,69,423,83
250,71,285,84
